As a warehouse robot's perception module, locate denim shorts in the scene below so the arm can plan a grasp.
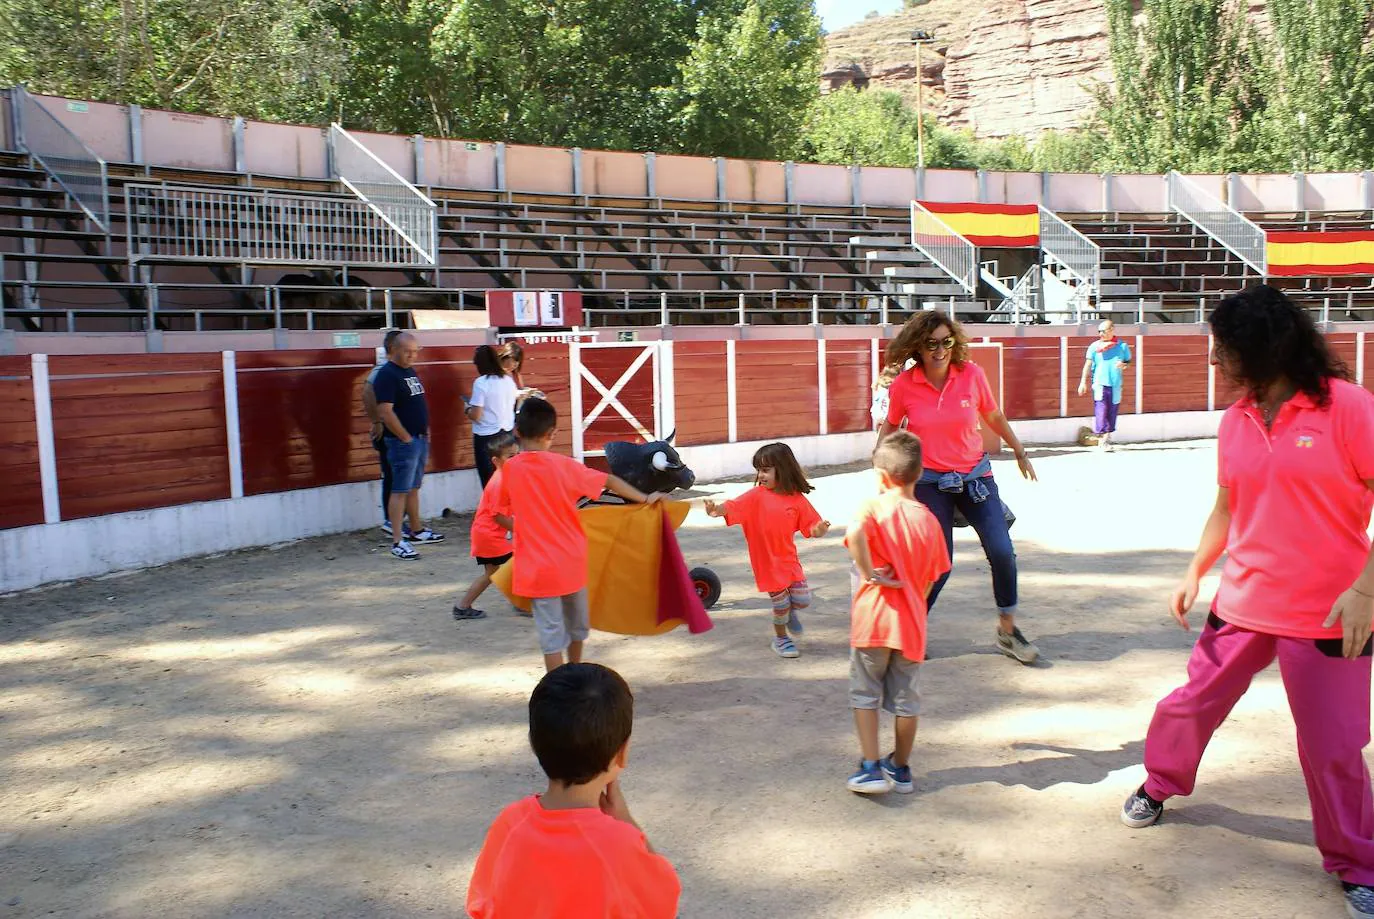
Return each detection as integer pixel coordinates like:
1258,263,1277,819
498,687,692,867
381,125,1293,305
385,434,428,493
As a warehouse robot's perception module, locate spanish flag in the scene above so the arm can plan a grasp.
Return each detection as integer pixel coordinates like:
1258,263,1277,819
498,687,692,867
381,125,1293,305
1267,231,1374,277
918,202,1040,248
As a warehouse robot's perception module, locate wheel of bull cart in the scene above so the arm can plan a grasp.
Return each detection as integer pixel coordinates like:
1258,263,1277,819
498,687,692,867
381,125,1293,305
689,567,721,609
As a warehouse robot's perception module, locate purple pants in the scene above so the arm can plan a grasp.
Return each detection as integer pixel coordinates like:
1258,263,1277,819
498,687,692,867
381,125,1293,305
1143,613,1374,884
1094,386,1120,434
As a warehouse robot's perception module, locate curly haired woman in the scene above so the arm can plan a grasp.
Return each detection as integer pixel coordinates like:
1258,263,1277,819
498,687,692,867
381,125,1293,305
1121,285,1374,919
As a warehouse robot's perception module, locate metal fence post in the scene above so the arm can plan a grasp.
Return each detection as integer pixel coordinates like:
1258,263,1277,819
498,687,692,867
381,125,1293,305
811,294,820,325
737,292,746,327
659,291,669,327
273,286,282,328
384,288,394,328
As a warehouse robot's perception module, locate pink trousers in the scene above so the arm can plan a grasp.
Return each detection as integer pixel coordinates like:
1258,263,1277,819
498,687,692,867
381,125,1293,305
1144,613,1374,884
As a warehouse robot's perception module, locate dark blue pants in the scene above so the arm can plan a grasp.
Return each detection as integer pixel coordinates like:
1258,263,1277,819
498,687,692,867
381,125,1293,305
917,474,1018,612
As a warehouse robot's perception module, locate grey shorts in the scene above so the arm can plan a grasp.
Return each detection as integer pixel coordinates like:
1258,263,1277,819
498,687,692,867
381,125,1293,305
531,589,590,655
849,647,922,717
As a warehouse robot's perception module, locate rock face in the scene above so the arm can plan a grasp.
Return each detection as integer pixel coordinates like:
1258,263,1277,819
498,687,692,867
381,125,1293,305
823,0,1115,138
942,0,1113,137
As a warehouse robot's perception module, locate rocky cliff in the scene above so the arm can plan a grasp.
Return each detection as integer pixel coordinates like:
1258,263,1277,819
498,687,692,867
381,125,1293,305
824,0,1115,138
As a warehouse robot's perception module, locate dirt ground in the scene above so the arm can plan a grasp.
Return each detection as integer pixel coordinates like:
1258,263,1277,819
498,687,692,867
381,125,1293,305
0,441,1359,918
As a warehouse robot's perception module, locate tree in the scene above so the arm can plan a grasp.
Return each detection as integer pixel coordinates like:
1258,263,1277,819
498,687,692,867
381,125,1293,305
1096,0,1276,173
799,88,918,165
673,0,823,159
0,0,347,124
1267,0,1374,171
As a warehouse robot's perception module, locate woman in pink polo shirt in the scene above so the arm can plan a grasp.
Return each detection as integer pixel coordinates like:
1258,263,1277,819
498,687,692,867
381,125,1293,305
1121,285,1374,918
877,310,1040,664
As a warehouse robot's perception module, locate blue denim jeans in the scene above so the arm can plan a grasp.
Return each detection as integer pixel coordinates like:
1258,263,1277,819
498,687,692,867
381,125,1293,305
384,434,429,493
916,474,1018,612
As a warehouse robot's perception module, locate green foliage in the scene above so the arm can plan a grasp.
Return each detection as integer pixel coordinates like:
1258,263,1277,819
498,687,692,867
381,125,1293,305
673,0,823,159
0,0,347,123
799,88,918,165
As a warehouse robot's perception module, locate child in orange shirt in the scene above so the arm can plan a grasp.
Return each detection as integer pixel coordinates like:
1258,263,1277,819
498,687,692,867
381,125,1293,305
453,432,519,621
844,430,951,795
497,398,663,671
466,662,680,919
704,442,830,659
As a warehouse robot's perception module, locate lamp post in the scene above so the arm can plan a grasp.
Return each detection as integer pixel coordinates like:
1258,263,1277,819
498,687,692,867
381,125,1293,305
911,29,936,170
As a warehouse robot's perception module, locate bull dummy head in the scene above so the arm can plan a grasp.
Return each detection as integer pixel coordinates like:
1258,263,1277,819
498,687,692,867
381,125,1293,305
603,430,696,495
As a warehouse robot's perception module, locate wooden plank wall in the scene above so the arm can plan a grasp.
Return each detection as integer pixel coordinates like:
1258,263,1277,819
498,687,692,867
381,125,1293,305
1142,335,1210,413
47,354,229,519
672,342,729,446
14,329,1374,533
825,341,874,434
734,340,821,442
0,356,42,529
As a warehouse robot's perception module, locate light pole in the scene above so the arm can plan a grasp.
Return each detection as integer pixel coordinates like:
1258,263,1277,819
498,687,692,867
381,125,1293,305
911,29,936,170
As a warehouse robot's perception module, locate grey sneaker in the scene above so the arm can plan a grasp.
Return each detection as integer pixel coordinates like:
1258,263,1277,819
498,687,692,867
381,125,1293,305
1120,785,1164,828
772,636,800,659
1344,883,1374,918
996,626,1040,664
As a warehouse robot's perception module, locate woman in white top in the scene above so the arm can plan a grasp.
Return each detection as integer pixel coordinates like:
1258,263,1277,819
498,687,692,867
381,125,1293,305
467,345,519,487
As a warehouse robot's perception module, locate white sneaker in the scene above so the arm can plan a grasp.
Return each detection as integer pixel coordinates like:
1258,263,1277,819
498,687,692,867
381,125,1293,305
390,540,419,560
772,636,800,658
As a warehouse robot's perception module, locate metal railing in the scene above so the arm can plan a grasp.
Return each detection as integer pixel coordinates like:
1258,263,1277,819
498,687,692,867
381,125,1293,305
909,201,976,294
125,183,435,267
11,86,110,232
1166,171,1267,275
329,124,437,266
6,280,1374,333
1039,206,1101,298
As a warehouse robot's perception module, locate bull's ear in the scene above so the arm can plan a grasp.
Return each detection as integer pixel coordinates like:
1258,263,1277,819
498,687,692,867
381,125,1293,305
666,428,676,445
652,451,670,471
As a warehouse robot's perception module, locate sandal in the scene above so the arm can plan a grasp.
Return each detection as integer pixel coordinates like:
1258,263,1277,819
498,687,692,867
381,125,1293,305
452,606,488,620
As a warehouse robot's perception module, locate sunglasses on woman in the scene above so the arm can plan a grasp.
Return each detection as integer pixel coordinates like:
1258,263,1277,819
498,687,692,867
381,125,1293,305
923,336,956,352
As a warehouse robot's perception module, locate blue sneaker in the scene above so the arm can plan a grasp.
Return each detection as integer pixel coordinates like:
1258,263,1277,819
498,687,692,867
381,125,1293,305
879,754,914,794
1344,882,1374,918
846,760,891,795
787,608,805,635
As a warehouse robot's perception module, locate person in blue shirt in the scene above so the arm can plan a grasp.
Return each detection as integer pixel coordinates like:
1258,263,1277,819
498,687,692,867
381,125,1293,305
1077,319,1132,451
374,332,445,559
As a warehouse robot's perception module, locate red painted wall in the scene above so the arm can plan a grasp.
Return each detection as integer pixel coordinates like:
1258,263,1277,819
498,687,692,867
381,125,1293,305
48,354,229,519
826,341,874,435
0,357,42,529
1143,336,1210,413
734,340,821,441
1000,337,1061,420
672,342,729,446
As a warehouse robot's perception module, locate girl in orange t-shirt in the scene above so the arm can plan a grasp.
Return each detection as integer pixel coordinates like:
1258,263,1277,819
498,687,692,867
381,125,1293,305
704,443,830,659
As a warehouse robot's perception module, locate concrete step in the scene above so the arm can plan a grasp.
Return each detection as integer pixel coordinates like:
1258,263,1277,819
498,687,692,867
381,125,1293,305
849,235,908,248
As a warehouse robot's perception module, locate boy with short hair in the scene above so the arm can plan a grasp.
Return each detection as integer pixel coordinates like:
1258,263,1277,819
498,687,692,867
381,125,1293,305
498,398,663,671
845,430,951,795
466,663,680,919
453,432,519,621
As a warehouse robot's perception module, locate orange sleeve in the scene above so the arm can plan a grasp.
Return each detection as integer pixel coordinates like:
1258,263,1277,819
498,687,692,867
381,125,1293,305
465,809,515,919
611,836,682,918
721,488,755,527
494,468,512,517
559,454,609,502
795,495,824,537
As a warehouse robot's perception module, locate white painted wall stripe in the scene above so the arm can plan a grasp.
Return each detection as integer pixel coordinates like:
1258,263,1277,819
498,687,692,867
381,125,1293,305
222,351,244,499
569,340,585,460
30,354,60,525
1206,333,1216,412
1135,335,1144,415
1059,336,1068,418
726,339,738,443
817,339,829,436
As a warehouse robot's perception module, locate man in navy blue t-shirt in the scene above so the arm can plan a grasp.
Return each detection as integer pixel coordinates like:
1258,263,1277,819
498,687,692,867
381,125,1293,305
373,332,445,559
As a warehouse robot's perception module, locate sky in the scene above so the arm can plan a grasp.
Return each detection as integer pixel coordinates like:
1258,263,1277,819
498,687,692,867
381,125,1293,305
817,0,903,33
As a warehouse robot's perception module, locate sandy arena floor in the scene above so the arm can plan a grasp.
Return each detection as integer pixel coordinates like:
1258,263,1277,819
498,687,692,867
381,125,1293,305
0,440,1359,918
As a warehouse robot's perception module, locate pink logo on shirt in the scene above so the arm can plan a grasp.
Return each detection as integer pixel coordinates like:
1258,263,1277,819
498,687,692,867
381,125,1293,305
960,399,971,408
1296,435,1315,448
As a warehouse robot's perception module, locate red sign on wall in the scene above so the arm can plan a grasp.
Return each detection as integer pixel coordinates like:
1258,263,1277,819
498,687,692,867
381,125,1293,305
485,290,584,328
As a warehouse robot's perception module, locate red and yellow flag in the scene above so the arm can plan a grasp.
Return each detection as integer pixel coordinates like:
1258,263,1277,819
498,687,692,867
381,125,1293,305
1267,231,1374,277
918,202,1040,248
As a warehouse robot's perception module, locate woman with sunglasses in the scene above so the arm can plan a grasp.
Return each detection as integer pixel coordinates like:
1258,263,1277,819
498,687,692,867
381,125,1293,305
876,310,1040,664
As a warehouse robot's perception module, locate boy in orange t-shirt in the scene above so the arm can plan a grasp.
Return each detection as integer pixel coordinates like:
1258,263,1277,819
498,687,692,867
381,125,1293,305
467,662,680,919
497,398,663,671
844,430,950,795
453,432,520,621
